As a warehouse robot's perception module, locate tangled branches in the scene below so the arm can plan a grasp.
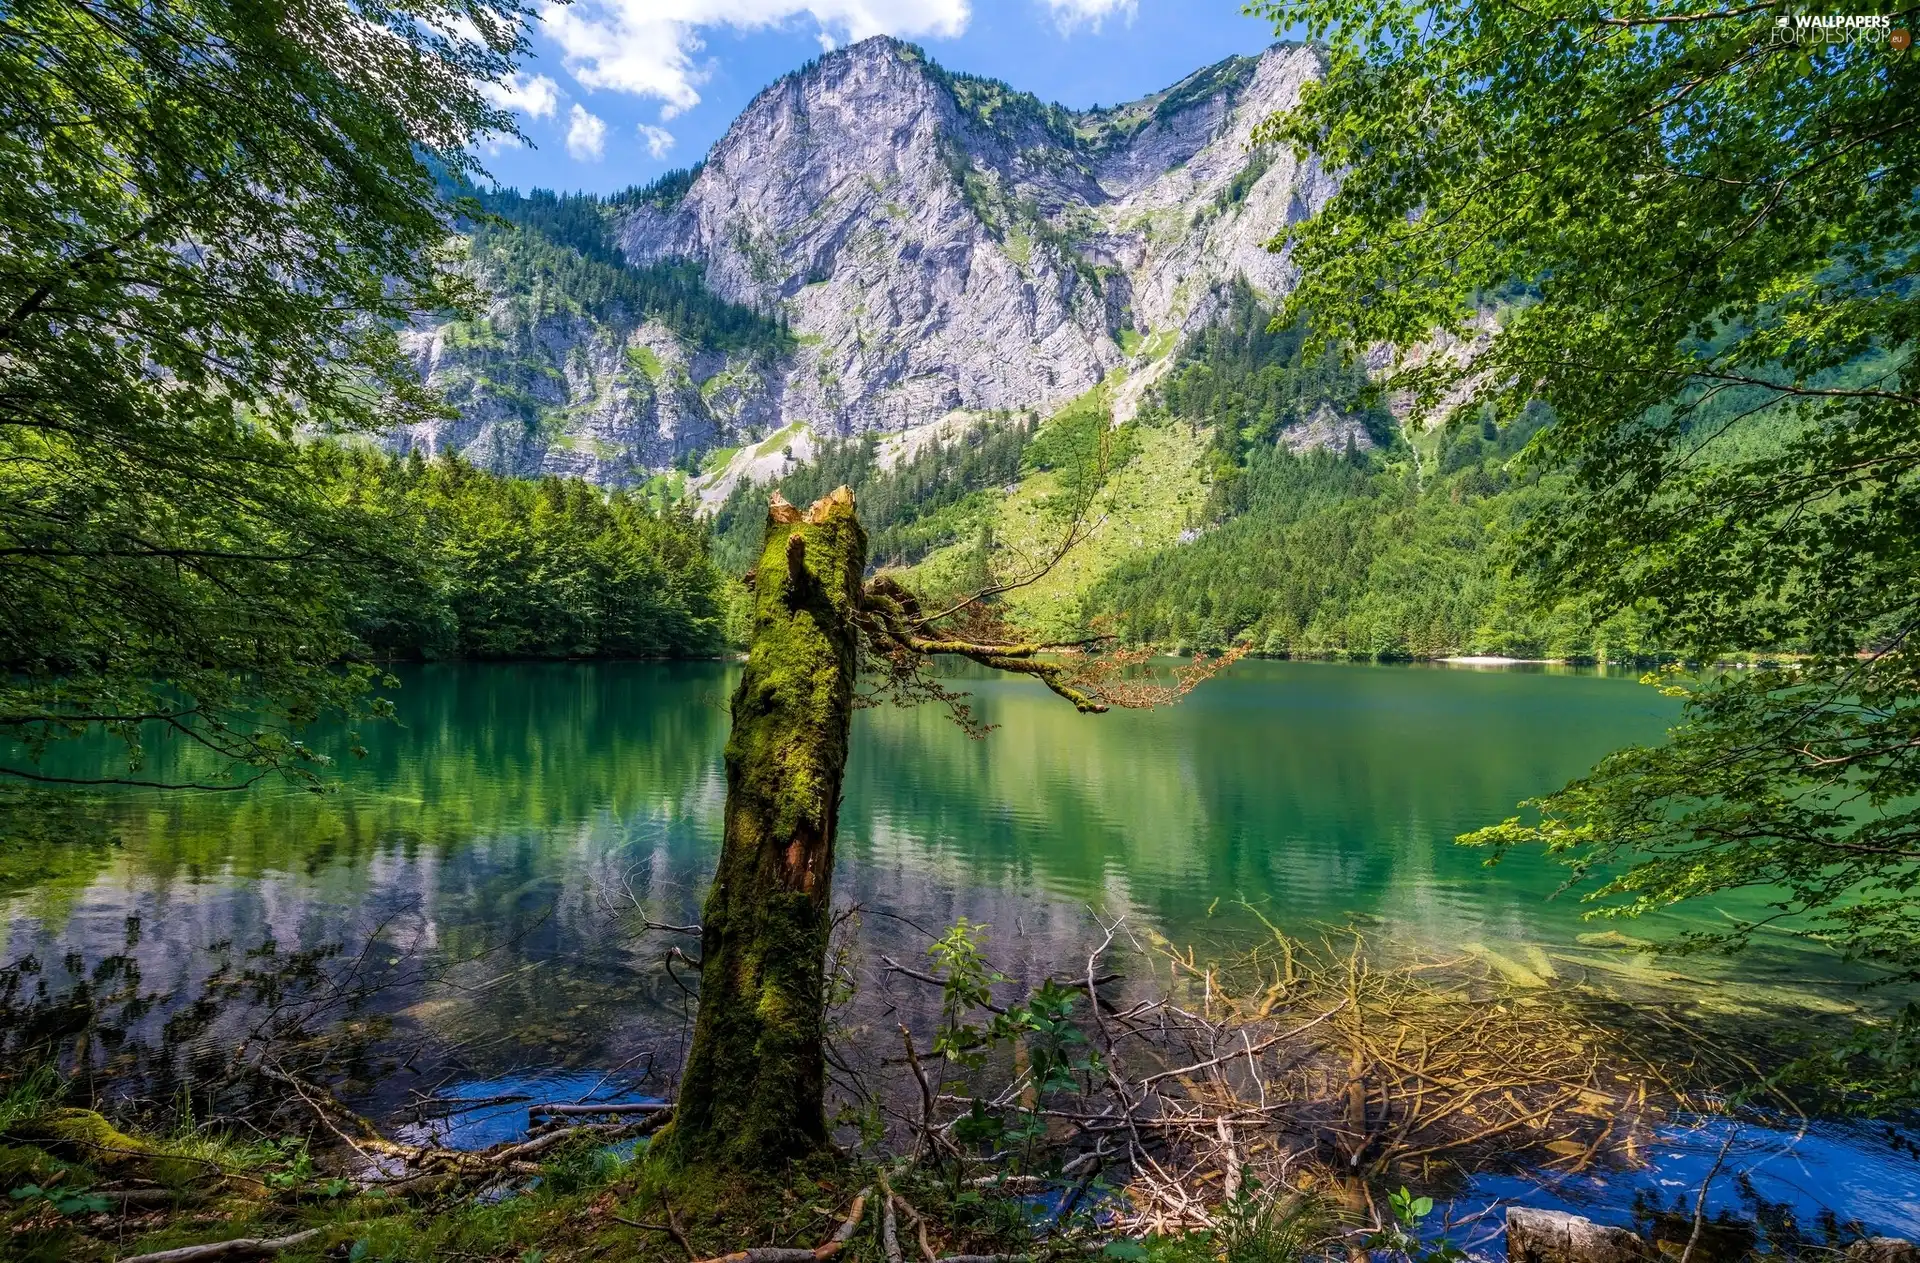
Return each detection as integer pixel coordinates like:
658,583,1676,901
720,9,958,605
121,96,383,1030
876,918,1776,1237
856,573,1243,730
734,479,1243,729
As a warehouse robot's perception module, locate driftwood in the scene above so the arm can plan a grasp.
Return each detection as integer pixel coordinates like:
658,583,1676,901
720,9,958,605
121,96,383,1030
528,1101,673,1121
112,1227,325,1263
258,1058,675,1199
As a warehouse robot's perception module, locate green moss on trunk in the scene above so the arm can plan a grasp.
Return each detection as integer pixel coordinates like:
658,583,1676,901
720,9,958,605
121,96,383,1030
658,487,867,1171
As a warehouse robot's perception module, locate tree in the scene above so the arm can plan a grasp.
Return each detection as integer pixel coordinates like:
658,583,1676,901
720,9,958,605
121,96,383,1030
0,0,527,787
1249,0,1917,1100
656,488,1234,1170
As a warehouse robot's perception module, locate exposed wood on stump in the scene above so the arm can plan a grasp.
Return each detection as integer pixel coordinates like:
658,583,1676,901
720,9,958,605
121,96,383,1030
657,487,867,1171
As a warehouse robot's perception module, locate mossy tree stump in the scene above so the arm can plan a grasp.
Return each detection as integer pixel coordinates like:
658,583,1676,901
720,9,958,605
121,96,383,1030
658,486,867,1171
655,483,1227,1173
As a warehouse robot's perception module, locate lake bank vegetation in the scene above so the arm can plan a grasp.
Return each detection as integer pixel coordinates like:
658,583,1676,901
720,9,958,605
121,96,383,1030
1241,0,1918,1108
0,904,1878,1263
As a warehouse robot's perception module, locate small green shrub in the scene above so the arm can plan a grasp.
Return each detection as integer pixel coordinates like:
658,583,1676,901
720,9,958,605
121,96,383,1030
1213,1171,1331,1263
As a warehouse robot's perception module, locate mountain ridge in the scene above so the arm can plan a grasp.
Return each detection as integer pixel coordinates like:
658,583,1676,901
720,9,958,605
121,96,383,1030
394,36,1331,490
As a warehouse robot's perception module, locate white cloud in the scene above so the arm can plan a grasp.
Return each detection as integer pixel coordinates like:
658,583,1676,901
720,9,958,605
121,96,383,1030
540,0,969,116
639,123,677,158
481,72,562,119
817,29,839,51
1038,0,1135,33
476,132,531,156
566,104,608,160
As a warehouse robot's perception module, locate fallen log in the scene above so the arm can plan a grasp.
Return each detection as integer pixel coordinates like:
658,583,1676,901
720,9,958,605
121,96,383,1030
112,1226,324,1263
527,1101,672,1121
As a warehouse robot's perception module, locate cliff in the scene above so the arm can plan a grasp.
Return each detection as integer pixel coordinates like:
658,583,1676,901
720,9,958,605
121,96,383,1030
393,38,1332,487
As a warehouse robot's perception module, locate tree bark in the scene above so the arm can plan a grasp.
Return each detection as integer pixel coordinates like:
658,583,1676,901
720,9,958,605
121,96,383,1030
658,486,867,1170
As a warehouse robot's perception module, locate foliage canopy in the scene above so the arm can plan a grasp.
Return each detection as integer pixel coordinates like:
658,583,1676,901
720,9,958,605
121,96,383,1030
1252,0,1918,1102
0,0,524,786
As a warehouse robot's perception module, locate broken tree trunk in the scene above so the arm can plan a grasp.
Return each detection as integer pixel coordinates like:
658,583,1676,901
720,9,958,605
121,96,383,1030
657,486,867,1171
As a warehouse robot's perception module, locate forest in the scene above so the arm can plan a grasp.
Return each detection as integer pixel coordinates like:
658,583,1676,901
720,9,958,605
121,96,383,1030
1083,288,1652,661
333,448,725,662
708,416,1036,576
455,180,793,355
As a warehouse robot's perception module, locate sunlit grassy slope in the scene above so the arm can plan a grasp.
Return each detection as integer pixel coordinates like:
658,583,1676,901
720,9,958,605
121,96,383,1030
904,381,1210,639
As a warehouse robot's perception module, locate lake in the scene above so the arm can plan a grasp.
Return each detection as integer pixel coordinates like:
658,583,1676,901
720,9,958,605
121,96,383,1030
5,659,1917,1234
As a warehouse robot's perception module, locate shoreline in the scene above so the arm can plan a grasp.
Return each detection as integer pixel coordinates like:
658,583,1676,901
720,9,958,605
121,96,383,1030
1438,654,1559,665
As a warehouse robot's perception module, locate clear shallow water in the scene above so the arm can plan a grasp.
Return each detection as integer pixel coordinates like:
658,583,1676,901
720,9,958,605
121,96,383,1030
392,1072,667,1151
1459,1113,1920,1245
3,659,1913,1228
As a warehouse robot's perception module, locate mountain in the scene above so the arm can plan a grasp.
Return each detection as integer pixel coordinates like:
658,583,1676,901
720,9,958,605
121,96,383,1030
393,37,1332,491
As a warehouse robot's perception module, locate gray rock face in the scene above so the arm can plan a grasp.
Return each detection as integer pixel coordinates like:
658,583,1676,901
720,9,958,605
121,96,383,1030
400,37,1332,485
1279,402,1376,455
395,313,783,483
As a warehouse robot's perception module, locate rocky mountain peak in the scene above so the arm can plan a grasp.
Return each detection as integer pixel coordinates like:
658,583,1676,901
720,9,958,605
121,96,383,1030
396,38,1334,489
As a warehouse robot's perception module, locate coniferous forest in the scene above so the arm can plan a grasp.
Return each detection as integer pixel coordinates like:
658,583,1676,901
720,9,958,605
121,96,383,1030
1083,288,1648,661
332,448,725,661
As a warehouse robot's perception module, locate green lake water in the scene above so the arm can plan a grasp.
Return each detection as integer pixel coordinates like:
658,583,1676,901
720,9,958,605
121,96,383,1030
4,659,1873,1020
10,658,1920,1232
7,657,1875,1076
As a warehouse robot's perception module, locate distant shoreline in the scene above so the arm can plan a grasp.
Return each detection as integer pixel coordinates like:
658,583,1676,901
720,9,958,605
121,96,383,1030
1438,654,1558,665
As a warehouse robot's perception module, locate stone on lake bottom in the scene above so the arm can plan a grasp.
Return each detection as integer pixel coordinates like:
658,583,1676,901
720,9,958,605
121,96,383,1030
1507,1208,1650,1263
1848,1241,1920,1263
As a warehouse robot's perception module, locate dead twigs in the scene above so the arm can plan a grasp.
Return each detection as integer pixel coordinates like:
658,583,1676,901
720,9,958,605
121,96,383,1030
884,921,1753,1232
688,1187,872,1263
111,1226,325,1263
528,1101,671,1122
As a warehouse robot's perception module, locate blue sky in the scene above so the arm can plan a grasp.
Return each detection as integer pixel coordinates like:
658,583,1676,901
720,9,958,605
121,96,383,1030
475,0,1290,196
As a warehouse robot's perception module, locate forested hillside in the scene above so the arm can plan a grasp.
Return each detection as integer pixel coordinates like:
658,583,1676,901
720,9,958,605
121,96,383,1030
335,448,726,661
459,181,793,356
707,417,1035,576
700,281,1804,664
1084,291,1652,659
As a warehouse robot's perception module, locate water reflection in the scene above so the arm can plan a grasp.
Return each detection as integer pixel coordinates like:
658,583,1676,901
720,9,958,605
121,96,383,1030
0,661,1882,1119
